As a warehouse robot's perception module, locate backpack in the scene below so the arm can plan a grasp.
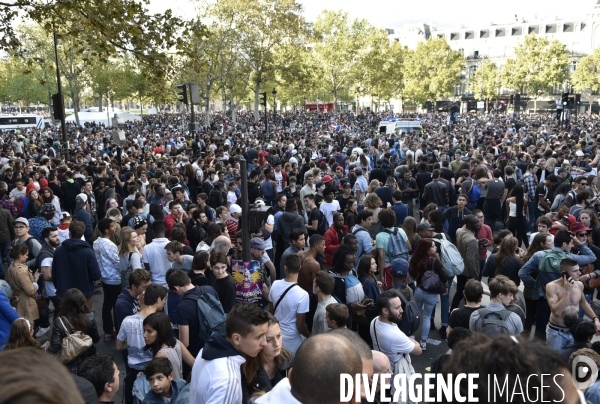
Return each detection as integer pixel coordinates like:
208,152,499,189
183,287,227,342
475,308,512,336
316,209,329,235
331,272,365,304
207,190,221,210
432,234,464,277
468,180,481,203
537,250,569,290
396,289,421,336
382,229,409,289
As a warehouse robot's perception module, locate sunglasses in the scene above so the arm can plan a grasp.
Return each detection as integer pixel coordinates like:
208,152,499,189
577,233,588,237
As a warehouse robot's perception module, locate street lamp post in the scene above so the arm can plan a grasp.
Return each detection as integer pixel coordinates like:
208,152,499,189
272,88,277,119
52,26,69,161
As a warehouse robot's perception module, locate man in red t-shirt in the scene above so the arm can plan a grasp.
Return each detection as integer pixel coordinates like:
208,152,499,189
258,147,269,167
471,209,492,280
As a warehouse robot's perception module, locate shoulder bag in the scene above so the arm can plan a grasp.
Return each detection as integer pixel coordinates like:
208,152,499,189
421,259,447,295
55,317,93,364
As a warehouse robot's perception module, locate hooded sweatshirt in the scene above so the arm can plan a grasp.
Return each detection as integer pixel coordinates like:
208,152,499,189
51,238,101,298
189,335,246,404
276,212,306,245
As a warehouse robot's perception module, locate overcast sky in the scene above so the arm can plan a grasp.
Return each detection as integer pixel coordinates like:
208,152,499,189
148,0,596,30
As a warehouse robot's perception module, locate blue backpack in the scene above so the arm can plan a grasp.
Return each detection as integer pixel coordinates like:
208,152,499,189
384,228,409,262
468,181,481,203
184,287,227,342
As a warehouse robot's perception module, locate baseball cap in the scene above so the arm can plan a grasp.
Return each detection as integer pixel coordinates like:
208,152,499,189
254,199,266,208
60,211,71,221
15,217,29,227
322,175,334,183
576,150,584,157
40,203,56,215
250,237,267,250
557,167,567,174
132,215,148,230
391,258,409,278
76,193,88,204
416,223,435,232
230,204,242,214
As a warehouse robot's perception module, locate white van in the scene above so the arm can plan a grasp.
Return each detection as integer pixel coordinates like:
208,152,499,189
378,118,422,136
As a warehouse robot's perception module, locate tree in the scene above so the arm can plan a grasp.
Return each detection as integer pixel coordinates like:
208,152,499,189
501,34,569,96
403,38,464,105
469,60,500,109
572,47,600,93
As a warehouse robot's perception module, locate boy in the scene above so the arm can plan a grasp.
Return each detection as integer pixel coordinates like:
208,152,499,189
165,241,194,272
312,271,337,335
529,216,554,245
325,303,349,330
142,357,189,404
469,275,523,335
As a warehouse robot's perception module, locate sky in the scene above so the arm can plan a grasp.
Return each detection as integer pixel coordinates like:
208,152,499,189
148,0,596,30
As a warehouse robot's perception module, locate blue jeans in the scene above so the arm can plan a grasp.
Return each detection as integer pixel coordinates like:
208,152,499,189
546,324,574,351
437,205,446,214
414,287,439,341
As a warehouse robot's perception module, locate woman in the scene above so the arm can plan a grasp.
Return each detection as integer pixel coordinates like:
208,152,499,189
344,198,358,229
184,163,199,202
6,244,39,325
294,198,308,225
119,226,144,290
402,217,420,258
363,193,383,239
551,183,572,212
47,288,100,373
522,233,554,334
366,180,380,196
241,313,293,404
4,318,49,350
143,312,195,379
105,198,119,214
189,250,213,287
581,209,600,248
42,187,62,226
482,236,523,286
25,189,43,219
420,203,438,225
356,255,382,301
211,252,237,313
505,184,529,248
408,239,448,351
282,176,299,200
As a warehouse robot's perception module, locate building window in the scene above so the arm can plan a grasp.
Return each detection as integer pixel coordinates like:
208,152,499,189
474,50,479,58
495,28,505,37
480,29,489,38
581,23,587,30
465,31,474,39
511,27,522,36
528,26,539,34
546,24,556,33
450,32,459,40
563,23,574,33
437,34,445,39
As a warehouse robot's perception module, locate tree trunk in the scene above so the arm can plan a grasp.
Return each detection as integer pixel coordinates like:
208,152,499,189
230,87,236,124
254,82,260,123
98,94,103,112
71,91,80,126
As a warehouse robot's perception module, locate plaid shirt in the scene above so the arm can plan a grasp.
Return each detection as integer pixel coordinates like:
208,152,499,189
523,172,537,198
0,198,17,218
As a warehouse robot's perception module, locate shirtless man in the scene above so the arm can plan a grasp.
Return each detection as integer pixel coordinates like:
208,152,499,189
298,234,326,332
546,258,600,351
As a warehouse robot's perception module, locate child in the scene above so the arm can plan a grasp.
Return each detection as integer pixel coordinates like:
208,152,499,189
141,357,189,404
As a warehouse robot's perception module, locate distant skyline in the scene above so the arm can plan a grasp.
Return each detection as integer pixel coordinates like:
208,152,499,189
148,0,596,30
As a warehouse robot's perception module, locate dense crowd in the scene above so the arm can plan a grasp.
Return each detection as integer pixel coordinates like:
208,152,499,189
1,109,600,403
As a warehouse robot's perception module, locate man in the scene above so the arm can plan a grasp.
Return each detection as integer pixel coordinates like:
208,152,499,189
0,188,17,219
142,220,171,286
9,178,26,205
303,194,324,236
300,174,315,212
280,229,306,279
277,198,307,254
374,177,397,209
519,230,596,341
397,170,417,218
353,168,368,206
447,279,484,335
330,328,374,402
233,237,272,305
369,350,393,403
351,210,374,270
326,303,349,330
472,209,493,279
256,333,363,404
522,163,539,231
164,200,184,238
28,203,55,244
483,169,506,232
33,226,60,337
324,213,349,269
312,270,337,335
565,176,588,206
52,219,100,310
469,275,523,335
127,199,154,229
452,215,481,311
78,354,120,404
93,218,122,341
168,269,219,361
72,193,93,244
529,216,554,245
227,181,238,207
171,186,190,212
115,269,152,333
196,193,216,223
443,194,471,244
391,190,408,228
319,187,340,227
269,254,310,353
61,172,82,213
545,258,600,351
82,178,98,224
226,204,242,248
13,217,41,269
569,190,592,220
535,174,558,225
421,169,448,212
116,285,167,404
298,234,325,294
165,241,194,271
0,197,14,275
190,303,270,404
370,289,422,372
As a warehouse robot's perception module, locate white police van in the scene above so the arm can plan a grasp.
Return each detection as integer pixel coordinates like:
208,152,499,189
378,118,422,136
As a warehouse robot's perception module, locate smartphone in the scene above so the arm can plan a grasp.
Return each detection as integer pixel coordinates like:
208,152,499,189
562,272,569,281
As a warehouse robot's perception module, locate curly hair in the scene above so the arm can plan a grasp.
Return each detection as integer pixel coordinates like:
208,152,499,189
332,244,356,274
363,193,382,209
378,208,397,229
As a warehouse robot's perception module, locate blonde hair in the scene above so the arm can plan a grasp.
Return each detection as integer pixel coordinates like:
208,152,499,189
119,226,137,256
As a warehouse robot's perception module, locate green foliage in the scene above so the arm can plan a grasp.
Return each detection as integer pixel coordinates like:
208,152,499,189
572,47,600,93
501,34,569,96
403,37,464,105
468,60,500,100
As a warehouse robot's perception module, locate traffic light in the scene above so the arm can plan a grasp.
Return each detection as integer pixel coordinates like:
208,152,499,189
575,94,581,105
177,84,188,105
562,92,569,107
51,93,65,121
514,94,520,112
260,92,267,107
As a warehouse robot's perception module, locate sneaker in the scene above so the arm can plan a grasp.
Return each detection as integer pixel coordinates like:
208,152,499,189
35,327,50,338
439,326,447,340
420,341,427,351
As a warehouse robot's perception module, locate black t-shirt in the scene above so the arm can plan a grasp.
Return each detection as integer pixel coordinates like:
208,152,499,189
448,306,485,330
308,207,322,236
535,183,549,211
176,286,219,357
189,271,210,287
337,195,351,212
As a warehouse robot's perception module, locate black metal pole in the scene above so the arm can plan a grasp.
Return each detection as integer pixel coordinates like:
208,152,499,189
240,158,251,262
264,103,268,140
53,27,69,161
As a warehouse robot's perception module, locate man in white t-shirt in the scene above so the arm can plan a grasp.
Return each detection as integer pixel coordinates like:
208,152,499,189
370,289,421,368
35,227,60,338
142,221,171,286
269,253,310,353
312,271,337,335
165,241,194,272
320,187,340,227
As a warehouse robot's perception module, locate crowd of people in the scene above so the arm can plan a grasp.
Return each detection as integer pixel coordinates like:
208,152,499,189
1,109,600,403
